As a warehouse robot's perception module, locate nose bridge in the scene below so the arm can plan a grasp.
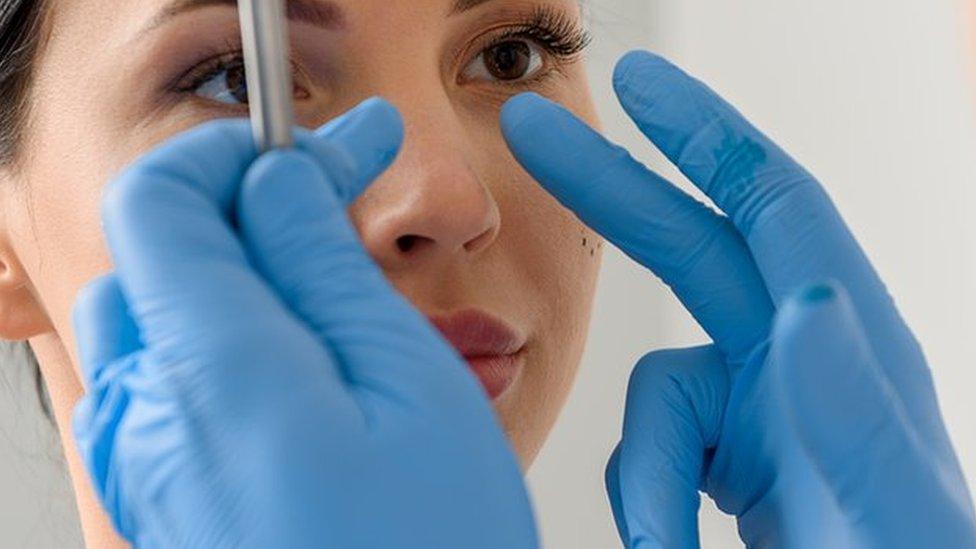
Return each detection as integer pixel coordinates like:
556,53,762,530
398,96,490,219
351,86,501,271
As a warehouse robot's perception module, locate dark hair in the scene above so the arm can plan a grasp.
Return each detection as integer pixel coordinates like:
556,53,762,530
1,0,47,165
0,0,50,417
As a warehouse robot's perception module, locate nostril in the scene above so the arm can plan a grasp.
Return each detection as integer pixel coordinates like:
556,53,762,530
396,234,437,254
396,235,420,253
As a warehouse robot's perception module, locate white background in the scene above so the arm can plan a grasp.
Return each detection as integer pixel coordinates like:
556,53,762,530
1,0,975,547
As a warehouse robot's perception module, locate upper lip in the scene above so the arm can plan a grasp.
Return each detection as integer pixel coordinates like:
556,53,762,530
428,309,526,358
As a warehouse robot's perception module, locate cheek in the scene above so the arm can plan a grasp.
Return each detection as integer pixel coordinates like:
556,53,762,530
12,131,116,368
496,170,602,304
491,172,603,463
497,162,602,371
468,94,603,463
21,58,218,366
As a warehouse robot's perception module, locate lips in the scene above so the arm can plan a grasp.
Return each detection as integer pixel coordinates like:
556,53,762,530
428,309,526,400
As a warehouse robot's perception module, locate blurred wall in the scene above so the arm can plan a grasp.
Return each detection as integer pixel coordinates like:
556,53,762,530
0,343,82,548
528,0,976,547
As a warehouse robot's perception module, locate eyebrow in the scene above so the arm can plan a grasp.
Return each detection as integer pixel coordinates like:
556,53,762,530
141,0,346,37
448,0,496,16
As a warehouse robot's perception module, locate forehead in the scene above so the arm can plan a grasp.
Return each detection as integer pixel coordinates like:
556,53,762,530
46,0,567,42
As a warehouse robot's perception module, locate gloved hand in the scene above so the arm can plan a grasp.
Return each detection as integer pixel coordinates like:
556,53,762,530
501,51,976,547
72,98,538,548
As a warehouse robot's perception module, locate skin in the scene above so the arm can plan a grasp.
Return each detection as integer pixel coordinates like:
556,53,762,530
0,0,602,546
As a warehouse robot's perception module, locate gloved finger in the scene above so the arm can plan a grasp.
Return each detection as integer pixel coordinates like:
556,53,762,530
101,118,364,426
237,103,477,402
71,273,141,387
309,97,404,205
604,444,632,545
71,354,141,541
611,345,730,549
102,119,303,348
104,99,398,343
773,282,976,548
71,274,137,519
501,94,773,366
69,274,215,542
611,52,886,308
611,51,943,452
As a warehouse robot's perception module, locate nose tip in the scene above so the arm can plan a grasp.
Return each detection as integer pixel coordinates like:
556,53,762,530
349,94,503,273
355,169,501,271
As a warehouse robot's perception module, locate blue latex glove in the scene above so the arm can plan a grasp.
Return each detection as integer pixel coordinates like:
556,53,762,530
72,98,538,548
501,51,976,547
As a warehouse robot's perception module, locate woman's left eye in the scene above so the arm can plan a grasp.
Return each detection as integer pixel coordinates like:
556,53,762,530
193,61,249,104
462,39,545,83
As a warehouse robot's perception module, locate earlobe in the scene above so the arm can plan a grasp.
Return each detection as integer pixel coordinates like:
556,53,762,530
0,245,52,340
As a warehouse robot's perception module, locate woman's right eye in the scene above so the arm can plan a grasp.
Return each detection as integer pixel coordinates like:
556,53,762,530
193,61,249,105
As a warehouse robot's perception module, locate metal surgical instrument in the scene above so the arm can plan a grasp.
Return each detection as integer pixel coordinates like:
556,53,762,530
238,0,294,151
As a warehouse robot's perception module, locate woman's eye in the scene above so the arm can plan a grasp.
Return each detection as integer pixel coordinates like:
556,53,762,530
463,39,544,83
193,62,249,105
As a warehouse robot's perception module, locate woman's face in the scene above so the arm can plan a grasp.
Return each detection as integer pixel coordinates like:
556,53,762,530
5,0,601,474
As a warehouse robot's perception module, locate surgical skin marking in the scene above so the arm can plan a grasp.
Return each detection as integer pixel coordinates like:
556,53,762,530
580,225,601,257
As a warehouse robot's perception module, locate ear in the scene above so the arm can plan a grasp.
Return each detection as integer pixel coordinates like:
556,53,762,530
0,236,52,341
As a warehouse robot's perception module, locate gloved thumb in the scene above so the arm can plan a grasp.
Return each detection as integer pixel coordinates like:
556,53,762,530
607,345,729,549
236,97,481,405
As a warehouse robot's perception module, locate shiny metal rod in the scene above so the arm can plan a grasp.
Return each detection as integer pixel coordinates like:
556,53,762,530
238,0,294,151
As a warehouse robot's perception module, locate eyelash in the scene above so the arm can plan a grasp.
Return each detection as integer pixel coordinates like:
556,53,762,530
464,7,591,88
488,7,591,61
173,7,591,100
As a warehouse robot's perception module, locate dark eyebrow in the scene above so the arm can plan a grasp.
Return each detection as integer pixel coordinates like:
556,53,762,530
140,0,346,37
448,0,495,16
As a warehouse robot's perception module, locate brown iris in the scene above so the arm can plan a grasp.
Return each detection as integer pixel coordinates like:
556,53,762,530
482,40,533,81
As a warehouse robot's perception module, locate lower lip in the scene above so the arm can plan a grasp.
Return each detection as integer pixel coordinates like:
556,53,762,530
465,351,524,400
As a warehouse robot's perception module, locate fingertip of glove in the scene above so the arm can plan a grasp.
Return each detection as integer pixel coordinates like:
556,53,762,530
612,50,671,91
775,280,854,337
501,92,543,119
315,96,404,154
500,92,553,138
240,148,336,219
309,97,403,198
799,282,839,304
500,93,589,165
355,96,405,138
613,50,653,83
248,148,322,183
772,280,865,399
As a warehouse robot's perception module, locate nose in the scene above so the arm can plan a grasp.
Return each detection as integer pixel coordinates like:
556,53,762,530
350,109,501,274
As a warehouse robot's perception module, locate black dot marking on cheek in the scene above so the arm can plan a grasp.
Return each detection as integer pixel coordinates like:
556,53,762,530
579,226,601,259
